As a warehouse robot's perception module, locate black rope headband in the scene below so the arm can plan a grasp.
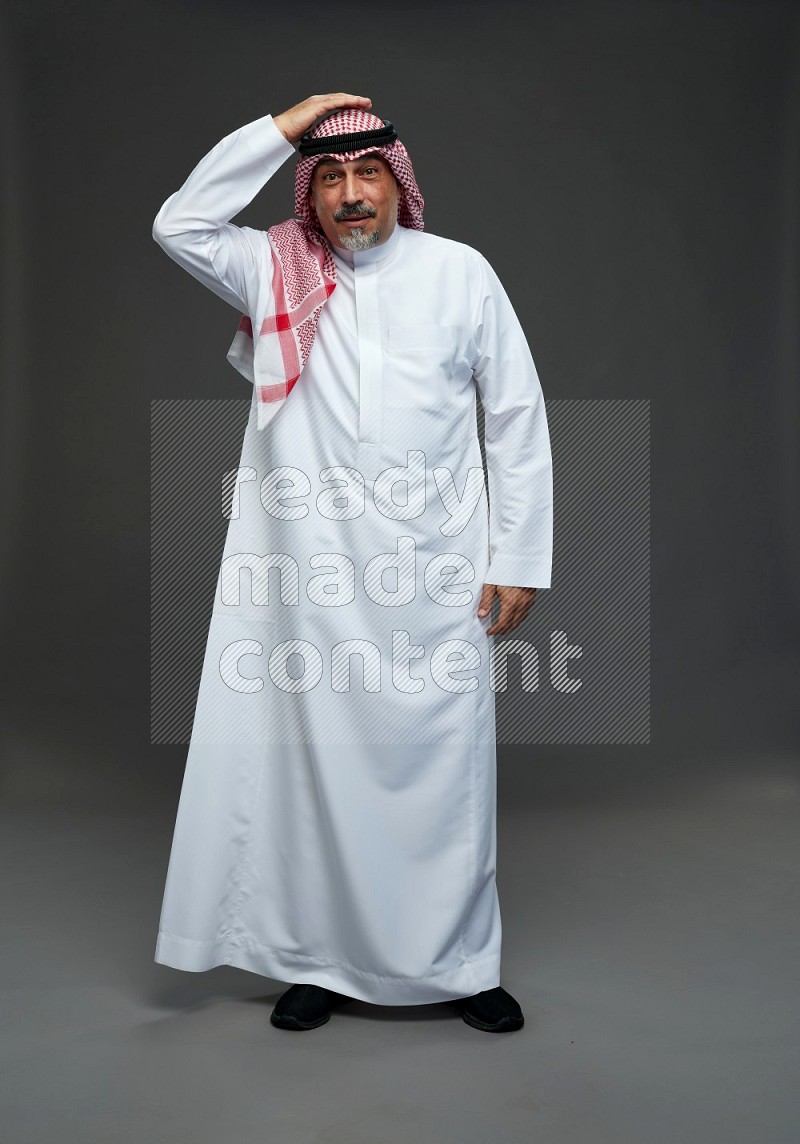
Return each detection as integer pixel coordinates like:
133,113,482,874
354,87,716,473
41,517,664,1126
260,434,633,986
298,120,398,157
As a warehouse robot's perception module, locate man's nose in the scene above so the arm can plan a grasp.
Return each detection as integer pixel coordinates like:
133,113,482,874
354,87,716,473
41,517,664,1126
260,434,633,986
340,172,363,202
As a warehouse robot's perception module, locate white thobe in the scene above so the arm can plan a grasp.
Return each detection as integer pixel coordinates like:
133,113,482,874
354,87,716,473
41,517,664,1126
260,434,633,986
151,114,553,1004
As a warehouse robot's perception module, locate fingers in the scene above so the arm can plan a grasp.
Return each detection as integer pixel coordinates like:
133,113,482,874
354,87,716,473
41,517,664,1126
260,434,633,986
316,93,371,111
485,594,518,636
485,586,537,636
275,94,372,145
477,583,496,618
307,93,372,128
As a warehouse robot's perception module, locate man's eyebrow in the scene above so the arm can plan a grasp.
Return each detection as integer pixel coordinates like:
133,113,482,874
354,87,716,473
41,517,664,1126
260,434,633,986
314,154,386,170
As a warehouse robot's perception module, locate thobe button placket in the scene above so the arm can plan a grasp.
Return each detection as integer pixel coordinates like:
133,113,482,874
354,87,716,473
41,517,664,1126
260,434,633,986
353,259,383,480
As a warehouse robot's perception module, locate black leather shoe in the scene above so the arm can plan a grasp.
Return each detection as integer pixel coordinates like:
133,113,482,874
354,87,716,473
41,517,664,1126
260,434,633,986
270,983,355,1031
444,985,525,1032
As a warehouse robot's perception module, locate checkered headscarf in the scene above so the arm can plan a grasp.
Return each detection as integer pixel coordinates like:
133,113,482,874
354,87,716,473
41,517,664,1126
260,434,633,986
226,109,425,430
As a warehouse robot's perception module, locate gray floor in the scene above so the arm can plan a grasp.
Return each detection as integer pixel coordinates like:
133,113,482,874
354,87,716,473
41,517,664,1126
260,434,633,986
2,696,799,1144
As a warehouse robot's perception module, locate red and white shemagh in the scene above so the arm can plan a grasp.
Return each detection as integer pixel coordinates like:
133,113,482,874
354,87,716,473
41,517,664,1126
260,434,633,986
226,109,425,430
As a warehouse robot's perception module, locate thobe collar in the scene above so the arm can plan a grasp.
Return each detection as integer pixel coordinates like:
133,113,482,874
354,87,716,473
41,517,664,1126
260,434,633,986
331,220,403,269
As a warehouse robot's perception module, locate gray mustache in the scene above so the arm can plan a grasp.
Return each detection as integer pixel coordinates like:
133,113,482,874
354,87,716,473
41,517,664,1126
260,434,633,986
335,206,377,220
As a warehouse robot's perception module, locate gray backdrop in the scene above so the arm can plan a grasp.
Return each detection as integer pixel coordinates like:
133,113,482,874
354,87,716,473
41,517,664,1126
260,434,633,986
1,2,798,1142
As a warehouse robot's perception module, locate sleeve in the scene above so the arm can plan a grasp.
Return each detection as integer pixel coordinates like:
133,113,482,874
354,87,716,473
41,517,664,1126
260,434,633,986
470,253,554,590
151,113,297,314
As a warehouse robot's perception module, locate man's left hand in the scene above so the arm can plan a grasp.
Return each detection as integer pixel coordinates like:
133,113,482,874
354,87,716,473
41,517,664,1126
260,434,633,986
477,583,537,636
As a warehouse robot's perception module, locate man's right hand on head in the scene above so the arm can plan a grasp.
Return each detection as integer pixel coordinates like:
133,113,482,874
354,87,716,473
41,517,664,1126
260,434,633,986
274,94,372,146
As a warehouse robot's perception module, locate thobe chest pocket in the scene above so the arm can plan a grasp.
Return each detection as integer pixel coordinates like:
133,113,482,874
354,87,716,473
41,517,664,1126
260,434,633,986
383,325,458,410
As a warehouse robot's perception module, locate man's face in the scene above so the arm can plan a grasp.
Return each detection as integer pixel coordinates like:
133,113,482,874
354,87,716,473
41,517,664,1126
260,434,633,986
308,152,400,252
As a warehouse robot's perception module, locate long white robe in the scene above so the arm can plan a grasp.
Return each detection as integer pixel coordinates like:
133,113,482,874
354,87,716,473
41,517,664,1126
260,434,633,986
151,113,553,1004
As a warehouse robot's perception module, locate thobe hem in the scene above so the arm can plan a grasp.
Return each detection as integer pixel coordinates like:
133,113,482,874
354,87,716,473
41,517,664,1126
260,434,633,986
154,930,501,1006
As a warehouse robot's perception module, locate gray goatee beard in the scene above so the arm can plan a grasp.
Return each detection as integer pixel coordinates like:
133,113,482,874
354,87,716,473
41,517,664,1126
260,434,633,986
334,203,381,251
337,225,382,251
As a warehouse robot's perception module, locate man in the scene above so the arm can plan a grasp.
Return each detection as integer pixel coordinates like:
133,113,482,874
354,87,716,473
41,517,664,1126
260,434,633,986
152,93,553,1034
